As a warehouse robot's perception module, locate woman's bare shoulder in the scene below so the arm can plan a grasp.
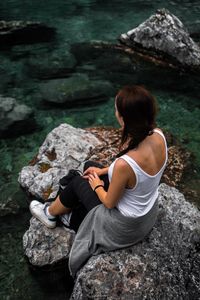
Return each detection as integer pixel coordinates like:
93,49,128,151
114,158,130,171
153,127,164,134
114,158,136,177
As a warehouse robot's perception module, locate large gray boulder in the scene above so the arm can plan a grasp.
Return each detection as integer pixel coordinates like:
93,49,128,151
18,123,101,200
40,74,114,106
71,183,200,299
0,96,35,138
119,8,200,67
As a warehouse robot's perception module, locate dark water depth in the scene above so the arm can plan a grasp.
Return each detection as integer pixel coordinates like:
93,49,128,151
0,1,200,299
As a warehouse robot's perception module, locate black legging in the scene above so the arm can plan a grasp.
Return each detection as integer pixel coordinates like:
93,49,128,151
59,161,109,232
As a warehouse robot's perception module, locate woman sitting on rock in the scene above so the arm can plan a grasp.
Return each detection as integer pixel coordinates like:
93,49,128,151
30,85,168,277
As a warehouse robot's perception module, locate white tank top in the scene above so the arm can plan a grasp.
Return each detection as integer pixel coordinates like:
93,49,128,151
108,129,168,217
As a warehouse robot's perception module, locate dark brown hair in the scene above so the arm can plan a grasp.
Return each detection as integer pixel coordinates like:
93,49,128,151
116,85,158,157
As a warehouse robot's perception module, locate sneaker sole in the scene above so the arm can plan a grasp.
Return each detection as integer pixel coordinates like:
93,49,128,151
30,205,56,229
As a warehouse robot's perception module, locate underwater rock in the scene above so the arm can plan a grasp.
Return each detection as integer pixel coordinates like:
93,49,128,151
26,49,77,79
0,20,55,47
0,96,36,138
40,74,114,106
0,196,20,217
119,8,200,68
23,217,75,266
18,123,101,200
71,183,200,299
70,41,108,63
0,62,12,92
71,41,135,74
93,52,135,73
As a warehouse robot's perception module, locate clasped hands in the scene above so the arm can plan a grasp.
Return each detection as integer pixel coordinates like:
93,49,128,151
83,167,104,191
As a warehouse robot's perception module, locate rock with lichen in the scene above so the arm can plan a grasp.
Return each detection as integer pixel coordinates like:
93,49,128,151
70,183,200,300
119,8,200,68
18,123,101,200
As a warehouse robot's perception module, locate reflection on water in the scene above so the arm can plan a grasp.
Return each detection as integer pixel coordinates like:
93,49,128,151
0,0,200,299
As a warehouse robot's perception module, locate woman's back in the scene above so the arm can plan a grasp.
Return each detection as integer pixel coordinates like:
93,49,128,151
108,129,168,217
127,128,167,177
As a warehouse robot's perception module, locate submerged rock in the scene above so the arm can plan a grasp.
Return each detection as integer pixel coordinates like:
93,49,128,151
0,20,55,47
71,183,200,299
0,96,36,138
0,196,20,217
71,41,135,74
40,74,114,106
119,8,200,68
23,218,75,266
18,123,101,200
26,49,77,79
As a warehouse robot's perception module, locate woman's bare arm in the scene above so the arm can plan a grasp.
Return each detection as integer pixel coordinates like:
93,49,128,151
88,159,136,209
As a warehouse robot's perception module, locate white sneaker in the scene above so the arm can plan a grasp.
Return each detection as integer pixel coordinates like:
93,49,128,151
29,200,57,229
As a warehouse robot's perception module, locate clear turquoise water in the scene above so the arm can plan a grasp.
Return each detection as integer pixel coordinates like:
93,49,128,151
0,1,200,299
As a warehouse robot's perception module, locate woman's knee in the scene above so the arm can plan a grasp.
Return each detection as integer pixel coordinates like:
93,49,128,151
72,175,88,190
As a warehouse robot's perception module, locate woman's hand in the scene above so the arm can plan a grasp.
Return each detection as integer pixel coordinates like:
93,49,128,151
88,172,104,191
83,167,103,179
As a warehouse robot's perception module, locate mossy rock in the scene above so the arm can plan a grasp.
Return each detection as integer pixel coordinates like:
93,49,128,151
40,74,114,106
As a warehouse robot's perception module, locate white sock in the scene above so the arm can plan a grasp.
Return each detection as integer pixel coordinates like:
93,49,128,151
46,206,56,219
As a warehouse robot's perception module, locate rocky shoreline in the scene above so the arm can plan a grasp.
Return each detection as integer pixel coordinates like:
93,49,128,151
1,7,200,299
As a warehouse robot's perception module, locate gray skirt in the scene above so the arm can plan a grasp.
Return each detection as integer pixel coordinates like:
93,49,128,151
69,199,158,278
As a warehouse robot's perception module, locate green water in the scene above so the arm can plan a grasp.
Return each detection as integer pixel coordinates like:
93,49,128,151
0,1,200,299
